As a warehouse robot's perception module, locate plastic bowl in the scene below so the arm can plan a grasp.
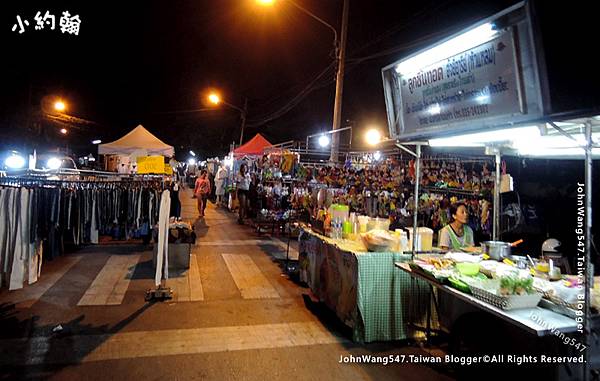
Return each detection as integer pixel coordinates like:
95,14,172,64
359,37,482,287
456,262,481,276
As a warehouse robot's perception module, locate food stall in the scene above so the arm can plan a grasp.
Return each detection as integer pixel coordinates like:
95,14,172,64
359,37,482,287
298,225,431,343
289,149,496,342
380,2,598,379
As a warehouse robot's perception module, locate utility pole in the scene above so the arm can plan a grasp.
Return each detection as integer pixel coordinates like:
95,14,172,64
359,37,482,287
239,97,248,146
329,0,349,163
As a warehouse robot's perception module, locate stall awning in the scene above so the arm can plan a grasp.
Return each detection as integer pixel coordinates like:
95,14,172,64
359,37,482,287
233,133,272,157
98,125,174,157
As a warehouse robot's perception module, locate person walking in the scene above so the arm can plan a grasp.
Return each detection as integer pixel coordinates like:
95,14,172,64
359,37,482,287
236,163,251,224
194,170,211,217
215,164,227,207
177,164,186,189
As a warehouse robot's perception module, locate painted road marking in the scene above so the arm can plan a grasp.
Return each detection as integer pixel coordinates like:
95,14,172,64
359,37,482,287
222,254,279,299
0,322,345,365
77,255,140,306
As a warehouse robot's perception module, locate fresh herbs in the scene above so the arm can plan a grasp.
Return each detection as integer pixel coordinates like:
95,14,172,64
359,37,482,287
499,275,534,296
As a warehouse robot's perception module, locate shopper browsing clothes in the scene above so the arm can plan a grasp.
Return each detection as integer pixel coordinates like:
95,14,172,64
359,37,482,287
438,202,475,250
215,164,227,207
236,163,251,224
194,170,211,217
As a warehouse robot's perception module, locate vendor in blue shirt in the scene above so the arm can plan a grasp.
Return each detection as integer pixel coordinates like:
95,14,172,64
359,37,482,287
438,202,475,250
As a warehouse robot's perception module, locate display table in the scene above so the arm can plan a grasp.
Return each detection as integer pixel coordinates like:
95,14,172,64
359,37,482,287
395,262,579,336
298,227,431,343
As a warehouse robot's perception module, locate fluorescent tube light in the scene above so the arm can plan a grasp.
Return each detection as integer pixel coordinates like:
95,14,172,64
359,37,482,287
395,23,497,76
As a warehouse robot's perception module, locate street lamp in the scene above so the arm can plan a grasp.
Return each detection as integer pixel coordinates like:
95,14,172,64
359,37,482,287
257,0,350,163
207,91,248,146
318,135,330,147
54,100,66,112
47,157,62,170
60,128,68,135
208,93,221,105
365,128,382,146
4,152,26,169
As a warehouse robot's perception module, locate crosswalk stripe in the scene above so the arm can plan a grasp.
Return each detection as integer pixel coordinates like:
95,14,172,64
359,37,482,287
77,255,140,306
0,322,345,365
169,254,204,302
221,254,279,299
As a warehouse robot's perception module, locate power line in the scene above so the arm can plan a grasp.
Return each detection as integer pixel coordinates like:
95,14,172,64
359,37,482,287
245,61,336,127
242,2,462,129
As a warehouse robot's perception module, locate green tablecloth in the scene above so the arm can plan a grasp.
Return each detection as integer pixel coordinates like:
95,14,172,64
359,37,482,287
298,228,431,343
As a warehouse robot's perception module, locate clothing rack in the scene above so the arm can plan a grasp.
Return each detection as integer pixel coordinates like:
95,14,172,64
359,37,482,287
0,176,164,187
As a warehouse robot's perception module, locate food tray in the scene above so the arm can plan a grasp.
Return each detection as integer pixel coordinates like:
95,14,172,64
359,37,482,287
470,286,542,310
448,277,471,294
539,298,578,319
408,263,446,284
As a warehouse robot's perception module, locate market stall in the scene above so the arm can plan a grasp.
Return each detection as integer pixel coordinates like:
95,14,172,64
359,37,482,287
98,124,174,173
379,2,598,379
227,133,273,212
253,149,302,236
298,226,431,343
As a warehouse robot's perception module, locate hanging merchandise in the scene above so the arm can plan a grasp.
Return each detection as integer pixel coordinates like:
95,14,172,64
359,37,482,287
257,155,494,241
500,160,514,193
155,190,171,287
0,178,164,290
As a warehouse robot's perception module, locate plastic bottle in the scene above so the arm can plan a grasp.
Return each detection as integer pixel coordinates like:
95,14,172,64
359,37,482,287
333,218,342,240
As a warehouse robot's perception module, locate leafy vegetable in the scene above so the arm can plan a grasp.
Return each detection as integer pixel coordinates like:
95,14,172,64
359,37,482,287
499,275,534,296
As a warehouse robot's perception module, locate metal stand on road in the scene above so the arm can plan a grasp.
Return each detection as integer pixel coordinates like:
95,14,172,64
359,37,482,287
145,282,173,302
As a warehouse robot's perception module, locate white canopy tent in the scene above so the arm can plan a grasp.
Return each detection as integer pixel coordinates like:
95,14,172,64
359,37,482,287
98,125,174,157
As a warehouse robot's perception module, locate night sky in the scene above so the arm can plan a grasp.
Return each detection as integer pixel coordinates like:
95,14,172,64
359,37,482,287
1,0,599,159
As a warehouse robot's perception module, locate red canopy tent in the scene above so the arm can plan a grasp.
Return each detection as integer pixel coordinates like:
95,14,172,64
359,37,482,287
233,134,272,157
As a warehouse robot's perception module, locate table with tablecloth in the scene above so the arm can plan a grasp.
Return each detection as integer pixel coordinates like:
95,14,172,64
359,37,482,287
298,227,433,343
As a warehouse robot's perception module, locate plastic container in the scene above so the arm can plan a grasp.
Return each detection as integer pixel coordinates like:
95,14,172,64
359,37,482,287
396,229,409,251
342,220,352,238
329,204,349,224
375,217,390,231
392,230,401,252
357,216,370,233
408,227,434,252
456,262,481,276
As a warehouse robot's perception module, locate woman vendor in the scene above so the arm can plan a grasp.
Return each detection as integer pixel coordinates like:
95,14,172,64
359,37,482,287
438,202,475,250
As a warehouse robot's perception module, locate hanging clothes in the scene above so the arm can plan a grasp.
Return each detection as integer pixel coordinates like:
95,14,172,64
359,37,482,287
155,190,171,286
0,179,164,290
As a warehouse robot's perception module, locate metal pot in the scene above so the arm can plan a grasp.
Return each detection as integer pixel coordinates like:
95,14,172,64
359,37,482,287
481,241,512,260
508,255,528,269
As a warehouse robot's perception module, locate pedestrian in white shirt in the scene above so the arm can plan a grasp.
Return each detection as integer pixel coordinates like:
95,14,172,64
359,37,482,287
236,163,251,224
215,165,227,207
